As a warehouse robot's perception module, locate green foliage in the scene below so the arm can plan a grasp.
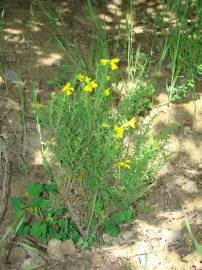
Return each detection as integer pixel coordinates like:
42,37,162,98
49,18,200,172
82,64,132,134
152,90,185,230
12,182,81,244
32,57,167,243
120,80,155,117
160,0,202,102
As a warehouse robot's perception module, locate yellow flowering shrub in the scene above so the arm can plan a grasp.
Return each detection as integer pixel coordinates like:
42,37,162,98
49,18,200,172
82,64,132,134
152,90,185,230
36,58,166,241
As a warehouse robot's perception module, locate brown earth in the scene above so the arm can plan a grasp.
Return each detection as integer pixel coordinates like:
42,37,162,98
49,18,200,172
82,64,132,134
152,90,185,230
0,0,202,269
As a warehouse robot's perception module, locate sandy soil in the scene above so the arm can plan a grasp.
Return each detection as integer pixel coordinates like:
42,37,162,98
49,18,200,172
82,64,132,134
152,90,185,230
0,0,201,269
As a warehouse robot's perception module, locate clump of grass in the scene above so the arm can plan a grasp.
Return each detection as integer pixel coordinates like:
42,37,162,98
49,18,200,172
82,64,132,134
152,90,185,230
160,0,202,102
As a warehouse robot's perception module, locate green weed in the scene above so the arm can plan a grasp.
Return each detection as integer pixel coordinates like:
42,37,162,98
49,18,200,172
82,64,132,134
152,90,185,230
12,182,81,244
160,0,202,102
185,215,202,256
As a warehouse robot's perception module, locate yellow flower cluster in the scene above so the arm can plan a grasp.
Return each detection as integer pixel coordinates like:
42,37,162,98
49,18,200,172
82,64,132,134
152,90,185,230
114,124,124,138
104,88,111,96
100,58,120,71
118,160,132,169
114,117,137,139
61,82,74,96
78,73,99,93
122,117,137,129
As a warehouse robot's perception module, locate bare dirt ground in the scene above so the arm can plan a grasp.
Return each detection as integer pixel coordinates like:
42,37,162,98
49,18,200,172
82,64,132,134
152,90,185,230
0,0,202,269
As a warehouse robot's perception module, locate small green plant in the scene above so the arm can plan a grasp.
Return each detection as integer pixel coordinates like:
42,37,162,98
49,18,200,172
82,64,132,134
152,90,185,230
160,0,202,102
31,57,167,244
12,182,81,244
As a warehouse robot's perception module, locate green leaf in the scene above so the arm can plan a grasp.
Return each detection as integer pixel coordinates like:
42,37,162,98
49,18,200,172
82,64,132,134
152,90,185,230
16,222,30,235
16,209,25,218
12,196,25,210
104,218,120,236
31,198,51,209
44,183,58,193
194,240,202,256
94,199,104,215
30,221,47,238
57,218,66,228
27,182,43,197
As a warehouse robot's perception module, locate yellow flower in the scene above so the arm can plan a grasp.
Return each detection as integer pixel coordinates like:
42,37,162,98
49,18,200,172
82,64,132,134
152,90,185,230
91,80,99,89
78,73,85,82
111,62,119,71
118,161,125,167
111,58,120,64
83,84,93,92
84,76,92,83
129,117,136,128
102,122,110,128
66,90,73,96
101,59,110,65
61,82,74,94
114,124,124,138
110,58,120,71
104,88,111,96
118,159,131,169
122,117,137,129
125,160,132,165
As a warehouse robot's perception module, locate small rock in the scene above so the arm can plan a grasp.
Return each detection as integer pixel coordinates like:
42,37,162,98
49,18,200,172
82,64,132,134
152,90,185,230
21,256,45,270
196,212,202,225
91,253,103,268
103,259,122,270
184,169,199,179
5,98,20,111
183,126,192,137
181,180,198,194
52,59,61,67
47,239,64,260
173,176,188,187
9,246,27,264
61,240,76,256
102,233,114,245
121,230,135,241
4,68,18,83
160,229,182,248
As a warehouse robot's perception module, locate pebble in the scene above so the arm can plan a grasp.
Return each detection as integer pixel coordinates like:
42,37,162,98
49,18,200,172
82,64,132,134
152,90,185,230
21,256,45,270
160,229,182,248
181,180,198,194
91,253,103,268
184,169,199,179
9,246,27,264
4,68,18,83
183,126,192,137
61,240,76,256
47,239,64,260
